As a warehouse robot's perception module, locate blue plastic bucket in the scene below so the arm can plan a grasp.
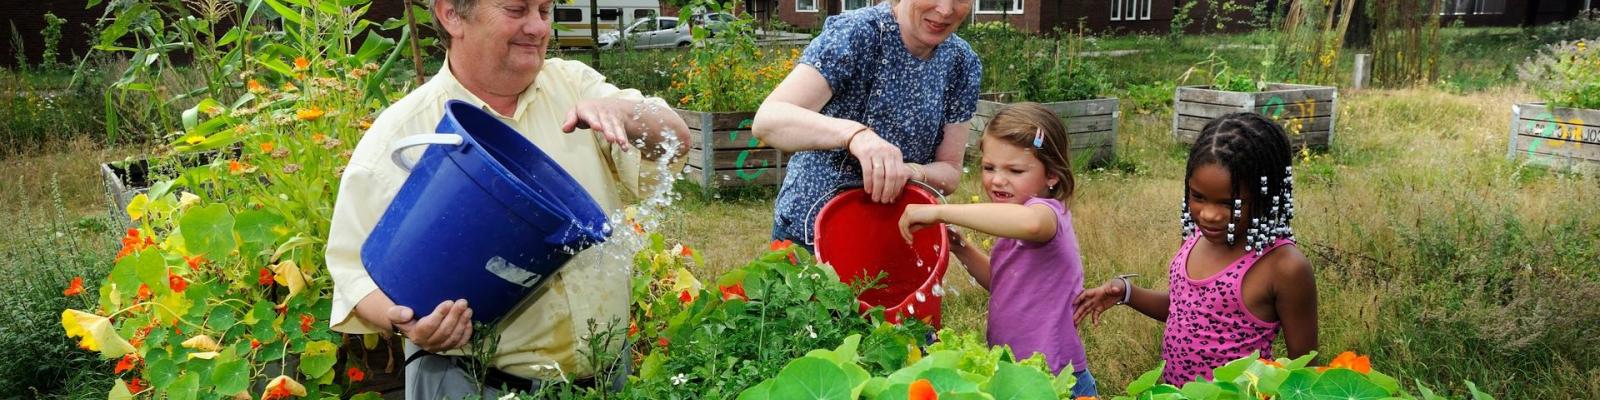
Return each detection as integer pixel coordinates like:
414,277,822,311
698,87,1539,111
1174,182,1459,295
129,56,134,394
362,100,611,323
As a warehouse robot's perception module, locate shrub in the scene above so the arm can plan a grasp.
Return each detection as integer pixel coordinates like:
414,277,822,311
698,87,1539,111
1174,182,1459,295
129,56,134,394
1517,38,1600,109
665,0,797,112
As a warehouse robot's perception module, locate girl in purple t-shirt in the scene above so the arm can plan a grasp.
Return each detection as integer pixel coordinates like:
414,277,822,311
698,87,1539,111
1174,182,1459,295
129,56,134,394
898,103,1096,398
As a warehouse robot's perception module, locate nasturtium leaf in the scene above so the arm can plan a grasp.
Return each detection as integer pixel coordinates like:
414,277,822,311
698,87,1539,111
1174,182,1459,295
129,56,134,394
1051,367,1078,398
1179,381,1223,400
1368,370,1401,394
1213,351,1258,382
165,372,201,400
1415,379,1445,400
736,379,775,400
125,193,150,221
1465,381,1496,400
767,357,852,400
110,250,153,298
1125,361,1166,395
108,379,134,400
144,352,179,388
179,204,236,258
154,292,193,323
1279,369,1320,400
235,210,286,258
1310,369,1389,400
299,340,339,378
349,393,385,400
212,360,249,393
133,253,166,293
918,368,979,394
1286,351,1319,369
249,300,276,339
983,362,1056,400
207,305,238,334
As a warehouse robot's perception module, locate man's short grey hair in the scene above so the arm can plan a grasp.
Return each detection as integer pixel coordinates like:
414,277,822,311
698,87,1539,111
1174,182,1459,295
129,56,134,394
433,0,478,50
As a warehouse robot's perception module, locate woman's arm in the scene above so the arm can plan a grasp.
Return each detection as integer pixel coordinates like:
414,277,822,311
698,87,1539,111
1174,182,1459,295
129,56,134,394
907,122,967,195
753,64,911,203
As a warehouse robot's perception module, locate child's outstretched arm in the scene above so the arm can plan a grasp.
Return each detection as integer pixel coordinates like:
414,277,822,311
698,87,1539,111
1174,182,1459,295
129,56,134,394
1074,278,1170,325
898,203,1058,244
1273,253,1319,359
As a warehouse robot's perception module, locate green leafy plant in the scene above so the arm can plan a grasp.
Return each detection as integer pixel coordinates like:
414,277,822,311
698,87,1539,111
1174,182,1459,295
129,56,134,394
1370,0,1444,87
41,12,66,70
740,330,1076,400
620,237,931,399
1517,38,1600,109
665,0,797,112
59,0,412,398
1183,50,1262,92
1269,0,1357,86
1018,29,1109,103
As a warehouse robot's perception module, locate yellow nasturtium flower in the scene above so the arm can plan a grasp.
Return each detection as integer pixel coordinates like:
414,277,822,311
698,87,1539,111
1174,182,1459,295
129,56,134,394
60,309,136,358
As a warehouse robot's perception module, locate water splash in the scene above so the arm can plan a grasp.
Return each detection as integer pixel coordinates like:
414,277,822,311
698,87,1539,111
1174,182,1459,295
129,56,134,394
931,283,944,298
581,129,686,279
914,291,926,303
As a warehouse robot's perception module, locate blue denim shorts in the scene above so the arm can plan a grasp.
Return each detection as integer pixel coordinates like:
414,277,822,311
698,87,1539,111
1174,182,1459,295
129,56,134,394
1071,369,1099,398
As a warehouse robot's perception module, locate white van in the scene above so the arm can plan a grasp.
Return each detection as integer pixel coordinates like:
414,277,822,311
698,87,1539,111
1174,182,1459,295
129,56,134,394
552,0,662,48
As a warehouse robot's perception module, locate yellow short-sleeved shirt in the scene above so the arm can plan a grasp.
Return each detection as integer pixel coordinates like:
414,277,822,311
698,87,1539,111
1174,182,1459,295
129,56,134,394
326,58,661,379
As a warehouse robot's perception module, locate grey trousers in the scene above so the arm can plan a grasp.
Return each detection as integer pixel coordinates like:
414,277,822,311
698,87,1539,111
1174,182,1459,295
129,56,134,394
403,342,513,400
402,342,629,399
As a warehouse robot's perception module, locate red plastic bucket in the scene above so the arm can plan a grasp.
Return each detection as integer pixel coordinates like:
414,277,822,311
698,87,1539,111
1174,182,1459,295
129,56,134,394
815,184,949,328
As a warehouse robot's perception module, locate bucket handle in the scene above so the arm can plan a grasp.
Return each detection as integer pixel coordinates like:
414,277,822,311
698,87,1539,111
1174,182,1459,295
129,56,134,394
391,133,465,171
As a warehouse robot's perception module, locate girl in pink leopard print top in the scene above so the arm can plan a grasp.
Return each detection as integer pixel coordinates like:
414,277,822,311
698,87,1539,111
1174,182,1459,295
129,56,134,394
1073,112,1319,385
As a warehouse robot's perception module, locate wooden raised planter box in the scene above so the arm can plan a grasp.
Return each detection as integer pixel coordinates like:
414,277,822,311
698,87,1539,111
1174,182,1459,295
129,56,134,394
969,93,1119,167
676,109,789,193
1508,103,1600,171
99,152,223,226
1172,83,1337,149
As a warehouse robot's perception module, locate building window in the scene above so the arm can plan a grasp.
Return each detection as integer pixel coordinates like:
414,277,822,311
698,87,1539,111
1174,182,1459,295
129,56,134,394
975,0,1021,14
1110,0,1150,21
634,9,656,19
796,0,817,12
1443,0,1505,15
841,0,873,11
555,8,584,22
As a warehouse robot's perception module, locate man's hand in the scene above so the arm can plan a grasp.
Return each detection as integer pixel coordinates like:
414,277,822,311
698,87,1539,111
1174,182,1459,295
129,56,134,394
848,130,910,203
1073,280,1124,326
562,98,633,151
389,299,474,353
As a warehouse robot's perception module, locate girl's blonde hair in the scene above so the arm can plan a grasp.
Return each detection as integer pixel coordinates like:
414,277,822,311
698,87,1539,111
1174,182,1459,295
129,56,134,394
980,102,1076,203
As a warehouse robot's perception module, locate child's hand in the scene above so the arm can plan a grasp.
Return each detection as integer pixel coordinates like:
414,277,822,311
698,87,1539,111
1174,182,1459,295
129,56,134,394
1074,280,1125,326
898,204,942,245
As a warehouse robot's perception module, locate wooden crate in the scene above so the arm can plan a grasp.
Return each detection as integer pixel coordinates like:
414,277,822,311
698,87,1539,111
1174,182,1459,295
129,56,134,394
1508,103,1600,171
1172,83,1337,149
676,109,788,192
968,94,1120,167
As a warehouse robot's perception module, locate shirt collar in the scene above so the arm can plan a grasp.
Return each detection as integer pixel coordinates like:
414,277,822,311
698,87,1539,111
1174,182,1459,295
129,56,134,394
432,57,545,121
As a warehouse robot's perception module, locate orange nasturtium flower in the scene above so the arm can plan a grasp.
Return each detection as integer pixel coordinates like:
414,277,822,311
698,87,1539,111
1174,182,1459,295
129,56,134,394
628,321,639,337
299,314,315,334
908,378,937,400
292,56,311,71
262,375,307,399
657,337,669,348
136,283,152,302
258,268,275,286
678,289,695,304
246,79,267,94
770,239,793,251
114,354,139,374
346,367,366,382
185,255,205,271
680,244,694,257
296,106,326,121
260,142,276,153
169,272,188,293
1261,358,1284,368
64,276,84,296
1322,351,1372,374
720,283,746,302
126,378,146,394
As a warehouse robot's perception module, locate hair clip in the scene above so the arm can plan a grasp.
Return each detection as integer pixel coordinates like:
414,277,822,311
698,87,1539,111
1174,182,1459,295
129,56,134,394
1032,128,1044,149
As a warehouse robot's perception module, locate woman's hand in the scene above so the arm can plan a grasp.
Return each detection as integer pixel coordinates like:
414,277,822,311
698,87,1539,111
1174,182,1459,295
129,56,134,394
898,204,942,244
1073,280,1125,326
849,130,911,203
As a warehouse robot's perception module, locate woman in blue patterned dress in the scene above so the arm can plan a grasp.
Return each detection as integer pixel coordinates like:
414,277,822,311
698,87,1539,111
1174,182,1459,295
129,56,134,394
752,0,982,248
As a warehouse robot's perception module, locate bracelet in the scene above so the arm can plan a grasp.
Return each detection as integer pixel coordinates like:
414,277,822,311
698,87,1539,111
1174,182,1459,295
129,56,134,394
843,125,872,151
1114,274,1139,305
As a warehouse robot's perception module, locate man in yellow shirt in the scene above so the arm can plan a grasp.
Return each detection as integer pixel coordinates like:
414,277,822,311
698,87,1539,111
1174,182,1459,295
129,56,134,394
324,0,688,397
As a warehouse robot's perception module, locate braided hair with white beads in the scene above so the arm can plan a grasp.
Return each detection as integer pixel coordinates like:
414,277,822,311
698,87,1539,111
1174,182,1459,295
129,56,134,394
1179,112,1297,254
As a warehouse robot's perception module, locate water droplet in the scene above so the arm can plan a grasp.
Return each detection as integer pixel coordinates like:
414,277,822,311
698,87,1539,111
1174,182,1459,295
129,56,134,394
914,291,926,302
907,304,916,315
931,284,944,297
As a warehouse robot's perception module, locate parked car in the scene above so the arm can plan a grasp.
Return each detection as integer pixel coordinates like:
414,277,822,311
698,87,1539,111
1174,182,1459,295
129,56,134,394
597,12,740,49
598,16,690,49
